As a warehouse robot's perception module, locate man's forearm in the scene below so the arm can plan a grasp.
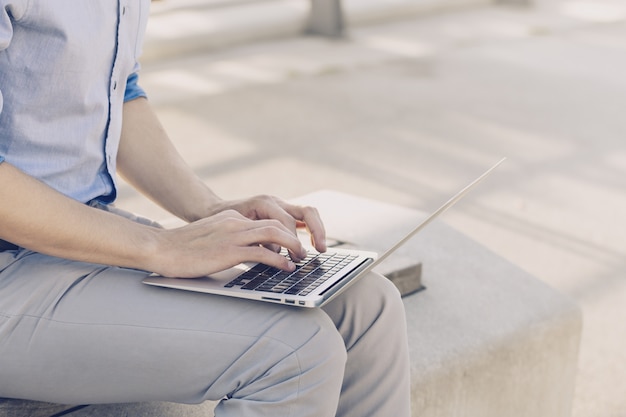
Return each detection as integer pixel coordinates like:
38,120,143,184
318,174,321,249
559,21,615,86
0,161,160,270
0,161,307,278
117,97,220,223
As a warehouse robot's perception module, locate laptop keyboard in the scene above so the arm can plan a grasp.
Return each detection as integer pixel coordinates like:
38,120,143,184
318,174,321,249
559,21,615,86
224,251,359,296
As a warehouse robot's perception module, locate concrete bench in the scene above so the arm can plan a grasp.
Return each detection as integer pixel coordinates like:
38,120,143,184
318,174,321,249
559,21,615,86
0,400,217,417
0,190,581,417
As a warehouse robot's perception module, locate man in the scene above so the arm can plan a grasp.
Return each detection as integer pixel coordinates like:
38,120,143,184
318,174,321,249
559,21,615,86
0,2,411,416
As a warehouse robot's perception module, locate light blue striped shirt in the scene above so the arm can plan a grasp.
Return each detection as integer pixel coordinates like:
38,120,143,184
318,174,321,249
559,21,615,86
0,0,150,203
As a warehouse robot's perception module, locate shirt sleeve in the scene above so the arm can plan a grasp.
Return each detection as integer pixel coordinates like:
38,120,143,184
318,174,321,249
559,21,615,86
124,72,147,102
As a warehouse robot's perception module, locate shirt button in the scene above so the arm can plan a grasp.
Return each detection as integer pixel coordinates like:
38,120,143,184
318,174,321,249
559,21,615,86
113,81,117,90
122,6,127,15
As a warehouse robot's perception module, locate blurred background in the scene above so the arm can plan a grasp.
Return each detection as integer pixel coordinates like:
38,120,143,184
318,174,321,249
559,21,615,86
118,1,626,415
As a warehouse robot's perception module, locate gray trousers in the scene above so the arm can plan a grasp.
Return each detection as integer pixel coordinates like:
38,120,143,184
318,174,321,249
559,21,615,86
0,207,411,417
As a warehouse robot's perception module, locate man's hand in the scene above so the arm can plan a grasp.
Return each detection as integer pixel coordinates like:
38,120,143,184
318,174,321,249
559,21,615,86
208,194,328,257
151,209,310,278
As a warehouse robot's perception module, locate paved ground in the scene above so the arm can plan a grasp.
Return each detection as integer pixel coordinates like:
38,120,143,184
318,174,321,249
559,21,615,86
118,1,626,416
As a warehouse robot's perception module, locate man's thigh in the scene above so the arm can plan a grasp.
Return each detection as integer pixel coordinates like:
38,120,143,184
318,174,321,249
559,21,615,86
0,250,341,406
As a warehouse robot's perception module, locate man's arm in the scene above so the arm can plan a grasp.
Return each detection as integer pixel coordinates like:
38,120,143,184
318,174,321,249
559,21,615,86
117,97,327,253
0,96,324,277
116,97,219,223
0,160,305,277
0,161,160,268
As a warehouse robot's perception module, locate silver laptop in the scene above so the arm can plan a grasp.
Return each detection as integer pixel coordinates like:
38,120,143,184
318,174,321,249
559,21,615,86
143,158,506,307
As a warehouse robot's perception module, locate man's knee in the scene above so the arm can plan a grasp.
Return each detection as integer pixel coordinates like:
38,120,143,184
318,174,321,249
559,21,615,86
219,310,347,416
271,309,348,376
326,272,405,319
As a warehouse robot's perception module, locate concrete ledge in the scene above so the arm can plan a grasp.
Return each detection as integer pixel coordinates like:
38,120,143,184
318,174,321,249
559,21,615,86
0,399,78,417
404,216,581,415
62,402,217,417
0,400,217,417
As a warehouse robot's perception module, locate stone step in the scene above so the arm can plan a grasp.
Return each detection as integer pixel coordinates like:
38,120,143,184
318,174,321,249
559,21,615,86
142,0,493,62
